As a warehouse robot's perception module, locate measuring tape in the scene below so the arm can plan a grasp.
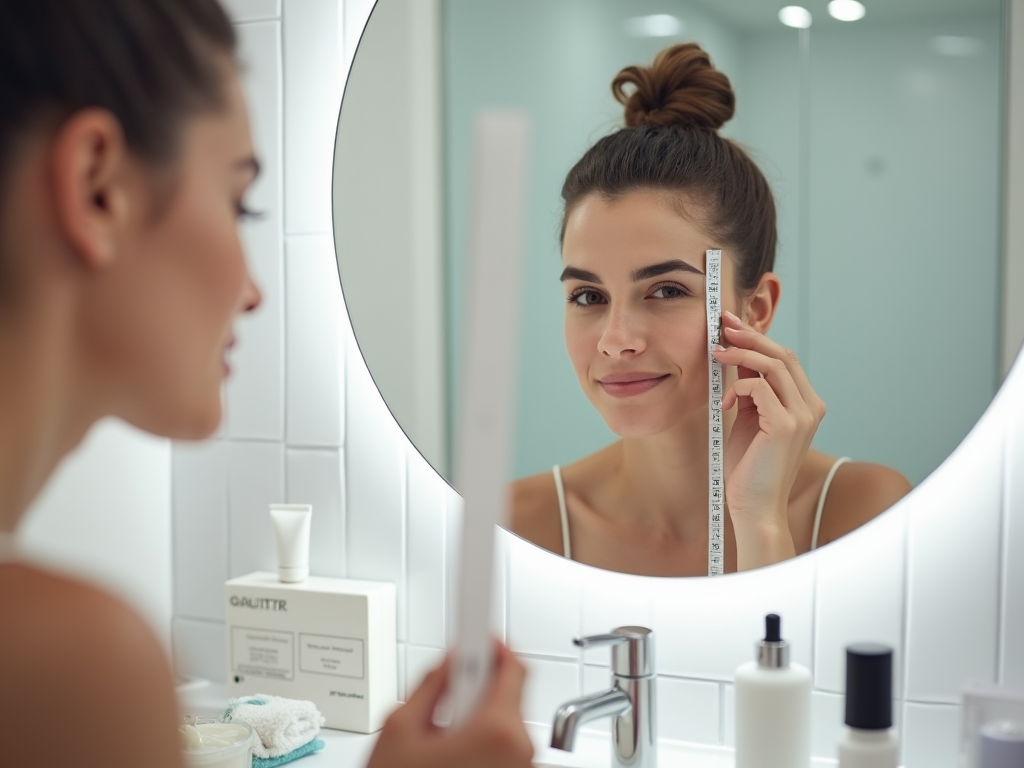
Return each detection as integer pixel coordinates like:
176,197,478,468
706,249,725,576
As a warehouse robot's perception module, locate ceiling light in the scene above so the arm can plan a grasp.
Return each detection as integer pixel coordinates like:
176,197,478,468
625,14,683,38
930,35,983,57
778,6,812,29
828,0,866,22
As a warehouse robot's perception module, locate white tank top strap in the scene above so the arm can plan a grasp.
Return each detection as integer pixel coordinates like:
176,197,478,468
552,465,572,560
811,457,852,551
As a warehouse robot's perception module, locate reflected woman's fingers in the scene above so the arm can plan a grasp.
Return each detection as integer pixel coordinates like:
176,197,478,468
713,345,802,408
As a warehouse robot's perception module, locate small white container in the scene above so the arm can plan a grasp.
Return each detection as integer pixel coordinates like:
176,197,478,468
838,644,898,768
179,719,253,768
735,614,811,768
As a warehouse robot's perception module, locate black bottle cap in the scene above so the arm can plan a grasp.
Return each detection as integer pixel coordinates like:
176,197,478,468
765,614,782,642
845,643,893,729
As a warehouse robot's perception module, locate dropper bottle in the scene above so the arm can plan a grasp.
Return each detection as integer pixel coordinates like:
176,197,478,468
734,614,812,768
838,643,898,768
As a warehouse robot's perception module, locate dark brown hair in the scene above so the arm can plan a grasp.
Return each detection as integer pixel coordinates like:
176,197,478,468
0,0,237,302
561,43,776,293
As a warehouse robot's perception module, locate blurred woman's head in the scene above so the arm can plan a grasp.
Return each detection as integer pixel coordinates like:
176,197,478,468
559,43,780,439
0,0,260,439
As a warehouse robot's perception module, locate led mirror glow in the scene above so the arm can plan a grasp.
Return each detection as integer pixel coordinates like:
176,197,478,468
828,0,867,22
778,6,812,29
625,14,683,38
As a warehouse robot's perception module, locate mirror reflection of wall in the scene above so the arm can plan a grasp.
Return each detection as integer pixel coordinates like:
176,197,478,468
443,0,1002,488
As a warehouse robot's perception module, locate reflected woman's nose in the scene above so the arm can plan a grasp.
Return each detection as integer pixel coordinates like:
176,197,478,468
598,305,647,357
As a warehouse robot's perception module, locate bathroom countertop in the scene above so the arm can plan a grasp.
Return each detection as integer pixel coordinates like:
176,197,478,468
176,681,839,768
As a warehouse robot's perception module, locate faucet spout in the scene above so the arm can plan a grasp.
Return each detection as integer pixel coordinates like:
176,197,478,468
550,687,631,751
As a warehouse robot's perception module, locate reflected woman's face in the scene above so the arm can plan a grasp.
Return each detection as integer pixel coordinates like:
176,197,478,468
561,190,739,438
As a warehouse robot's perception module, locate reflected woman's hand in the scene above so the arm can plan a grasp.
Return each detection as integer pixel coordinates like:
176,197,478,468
365,643,533,768
712,310,827,570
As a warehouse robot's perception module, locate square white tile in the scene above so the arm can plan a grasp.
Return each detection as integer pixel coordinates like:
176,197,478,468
520,656,581,726
173,617,226,685
814,503,907,694
172,441,228,622
810,689,843,761
282,0,342,235
651,554,814,681
507,535,582,659
228,441,284,577
286,447,345,577
406,644,446,705
407,446,447,648
723,683,735,747
228,21,284,441
905,413,1002,702
902,702,960,768
658,676,721,746
285,235,345,447
345,337,406,639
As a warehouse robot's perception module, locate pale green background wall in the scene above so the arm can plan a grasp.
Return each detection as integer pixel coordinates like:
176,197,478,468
443,0,1002,485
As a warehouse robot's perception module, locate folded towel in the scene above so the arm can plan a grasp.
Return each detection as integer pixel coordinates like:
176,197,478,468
222,694,325,759
253,738,325,768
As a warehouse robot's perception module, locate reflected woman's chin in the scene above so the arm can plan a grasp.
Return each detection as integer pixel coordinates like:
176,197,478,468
507,44,911,578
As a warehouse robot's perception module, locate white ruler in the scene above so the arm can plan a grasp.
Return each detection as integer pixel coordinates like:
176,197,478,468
706,249,725,576
448,111,530,727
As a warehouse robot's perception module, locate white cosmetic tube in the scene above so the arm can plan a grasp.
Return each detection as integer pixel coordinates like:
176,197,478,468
269,504,312,583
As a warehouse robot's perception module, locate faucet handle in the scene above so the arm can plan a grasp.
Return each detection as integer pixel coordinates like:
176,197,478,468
574,626,654,678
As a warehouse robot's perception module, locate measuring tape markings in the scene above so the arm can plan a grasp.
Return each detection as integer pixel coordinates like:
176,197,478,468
706,249,725,576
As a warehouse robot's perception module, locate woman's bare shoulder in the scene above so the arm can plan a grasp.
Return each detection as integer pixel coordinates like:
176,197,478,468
817,460,912,547
507,470,563,555
0,564,183,767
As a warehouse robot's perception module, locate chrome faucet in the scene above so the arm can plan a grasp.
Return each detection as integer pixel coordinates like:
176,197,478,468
551,626,657,768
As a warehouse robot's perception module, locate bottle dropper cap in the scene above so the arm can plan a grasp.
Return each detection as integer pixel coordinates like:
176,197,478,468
845,643,893,730
757,613,790,668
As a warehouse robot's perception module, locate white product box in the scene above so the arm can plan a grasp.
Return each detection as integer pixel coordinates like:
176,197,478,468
225,572,397,733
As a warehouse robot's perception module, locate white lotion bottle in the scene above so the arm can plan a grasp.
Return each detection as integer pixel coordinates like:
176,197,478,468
735,614,811,768
838,643,899,768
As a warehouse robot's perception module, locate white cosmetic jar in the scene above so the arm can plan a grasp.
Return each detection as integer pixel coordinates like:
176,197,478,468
180,718,254,768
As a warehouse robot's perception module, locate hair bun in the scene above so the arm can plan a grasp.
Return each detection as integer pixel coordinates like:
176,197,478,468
612,43,735,131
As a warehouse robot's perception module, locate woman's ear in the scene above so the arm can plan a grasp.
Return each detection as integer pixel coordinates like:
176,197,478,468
743,272,780,334
50,108,131,270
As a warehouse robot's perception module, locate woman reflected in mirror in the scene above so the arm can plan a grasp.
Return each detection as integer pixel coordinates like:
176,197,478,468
0,2,531,766
510,43,911,576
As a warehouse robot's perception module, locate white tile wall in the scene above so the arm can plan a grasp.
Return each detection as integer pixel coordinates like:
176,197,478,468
172,440,227,622
228,20,284,441
285,235,345,447
170,4,1024,768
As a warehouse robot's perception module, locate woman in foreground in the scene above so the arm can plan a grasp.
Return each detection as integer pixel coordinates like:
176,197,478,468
0,1,531,766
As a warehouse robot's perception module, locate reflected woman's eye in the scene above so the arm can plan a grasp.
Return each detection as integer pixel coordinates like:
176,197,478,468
568,288,607,307
649,283,689,300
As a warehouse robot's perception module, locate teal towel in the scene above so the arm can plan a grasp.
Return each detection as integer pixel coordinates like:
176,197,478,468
252,738,325,768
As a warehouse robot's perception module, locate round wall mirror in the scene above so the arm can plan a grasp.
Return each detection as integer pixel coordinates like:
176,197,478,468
333,0,1005,576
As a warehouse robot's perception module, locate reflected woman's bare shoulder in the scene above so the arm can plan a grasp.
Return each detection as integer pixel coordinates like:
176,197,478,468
0,564,183,768
508,471,564,556
817,460,912,547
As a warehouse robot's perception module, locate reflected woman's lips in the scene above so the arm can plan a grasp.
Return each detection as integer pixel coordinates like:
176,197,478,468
598,372,670,398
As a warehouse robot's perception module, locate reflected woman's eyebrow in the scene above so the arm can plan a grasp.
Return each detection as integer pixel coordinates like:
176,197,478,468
630,259,704,281
560,266,602,283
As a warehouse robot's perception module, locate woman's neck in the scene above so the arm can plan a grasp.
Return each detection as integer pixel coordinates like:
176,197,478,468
0,282,95,534
594,405,728,540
